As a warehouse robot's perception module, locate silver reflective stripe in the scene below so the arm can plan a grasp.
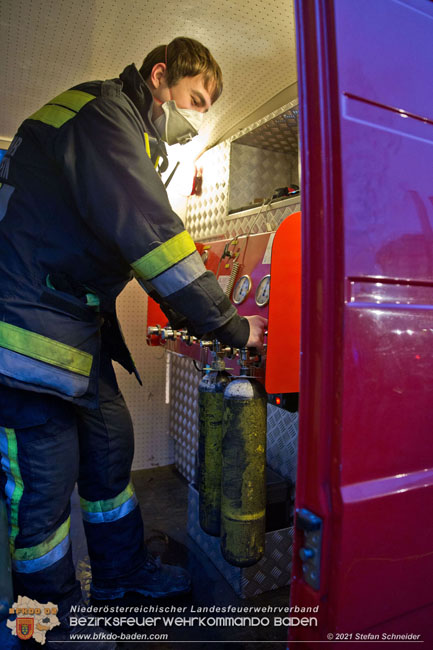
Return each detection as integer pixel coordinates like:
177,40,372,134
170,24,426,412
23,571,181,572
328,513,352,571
150,251,205,298
0,348,89,397
12,536,70,574
0,184,14,221
81,493,138,523
0,430,14,512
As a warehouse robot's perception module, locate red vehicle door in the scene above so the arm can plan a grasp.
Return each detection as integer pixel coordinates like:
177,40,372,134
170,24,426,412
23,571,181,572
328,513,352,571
291,0,433,644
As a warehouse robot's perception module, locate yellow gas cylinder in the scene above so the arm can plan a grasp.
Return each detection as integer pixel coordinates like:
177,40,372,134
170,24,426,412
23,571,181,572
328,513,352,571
198,344,231,536
220,354,267,567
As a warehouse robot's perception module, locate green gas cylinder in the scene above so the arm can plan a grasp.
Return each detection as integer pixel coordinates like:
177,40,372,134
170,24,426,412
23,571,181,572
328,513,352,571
198,349,231,536
220,364,267,567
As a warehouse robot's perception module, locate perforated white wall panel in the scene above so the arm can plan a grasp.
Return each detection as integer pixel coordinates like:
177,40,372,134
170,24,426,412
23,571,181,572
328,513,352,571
0,0,297,150
114,280,173,470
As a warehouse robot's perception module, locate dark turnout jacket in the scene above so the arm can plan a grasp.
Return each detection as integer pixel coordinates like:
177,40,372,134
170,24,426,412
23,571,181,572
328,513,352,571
0,64,248,408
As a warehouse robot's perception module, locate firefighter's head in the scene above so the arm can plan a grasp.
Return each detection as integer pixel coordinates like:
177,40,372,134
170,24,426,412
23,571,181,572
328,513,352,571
141,36,223,145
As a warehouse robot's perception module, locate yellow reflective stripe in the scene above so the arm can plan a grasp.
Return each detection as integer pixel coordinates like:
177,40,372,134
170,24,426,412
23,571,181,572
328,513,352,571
131,231,196,281
49,89,95,112
144,132,151,159
224,509,266,521
28,104,76,128
28,90,95,128
80,481,135,513
13,517,70,561
154,156,160,170
0,322,92,376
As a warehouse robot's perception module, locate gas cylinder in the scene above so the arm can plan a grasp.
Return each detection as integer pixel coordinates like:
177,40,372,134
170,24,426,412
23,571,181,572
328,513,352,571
220,352,267,567
198,344,231,536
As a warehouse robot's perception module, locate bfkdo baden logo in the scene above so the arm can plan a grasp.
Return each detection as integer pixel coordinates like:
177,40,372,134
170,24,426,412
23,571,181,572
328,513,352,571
7,595,60,644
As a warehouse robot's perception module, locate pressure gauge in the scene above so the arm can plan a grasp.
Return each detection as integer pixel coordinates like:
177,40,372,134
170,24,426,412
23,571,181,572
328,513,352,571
255,274,271,307
232,275,252,304
201,250,209,264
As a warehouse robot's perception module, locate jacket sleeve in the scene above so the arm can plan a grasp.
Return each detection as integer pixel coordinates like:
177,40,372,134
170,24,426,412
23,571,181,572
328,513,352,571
54,92,249,347
145,286,250,348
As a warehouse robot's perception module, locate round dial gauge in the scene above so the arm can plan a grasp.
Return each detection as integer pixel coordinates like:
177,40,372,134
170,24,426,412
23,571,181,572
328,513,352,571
255,274,271,307
232,275,252,304
201,250,209,264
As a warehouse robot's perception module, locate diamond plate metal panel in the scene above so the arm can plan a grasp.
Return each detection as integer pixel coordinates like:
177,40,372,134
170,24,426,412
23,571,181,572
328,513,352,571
169,354,201,445
185,100,299,241
229,143,297,214
173,440,197,484
228,99,299,145
186,142,231,241
225,201,301,239
266,404,299,484
168,353,201,480
188,485,293,598
235,107,299,154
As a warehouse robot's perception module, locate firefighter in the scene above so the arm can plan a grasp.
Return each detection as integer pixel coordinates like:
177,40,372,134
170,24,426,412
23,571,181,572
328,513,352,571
0,36,267,647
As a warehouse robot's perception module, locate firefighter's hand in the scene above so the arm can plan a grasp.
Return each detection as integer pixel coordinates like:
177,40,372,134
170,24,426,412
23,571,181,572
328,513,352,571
245,315,268,351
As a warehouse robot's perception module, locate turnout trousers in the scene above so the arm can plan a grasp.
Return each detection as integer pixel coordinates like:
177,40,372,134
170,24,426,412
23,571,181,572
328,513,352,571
0,352,146,616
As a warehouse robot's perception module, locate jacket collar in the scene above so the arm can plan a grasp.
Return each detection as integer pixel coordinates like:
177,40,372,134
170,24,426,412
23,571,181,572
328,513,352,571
119,63,168,171
119,63,157,134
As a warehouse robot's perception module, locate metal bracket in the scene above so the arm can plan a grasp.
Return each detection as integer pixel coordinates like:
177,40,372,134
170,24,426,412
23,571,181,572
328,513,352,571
296,508,323,590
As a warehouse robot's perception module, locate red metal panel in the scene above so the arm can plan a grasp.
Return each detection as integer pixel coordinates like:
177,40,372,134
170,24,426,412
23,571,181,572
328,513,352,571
292,0,433,644
197,232,272,320
146,232,274,376
266,211,301,393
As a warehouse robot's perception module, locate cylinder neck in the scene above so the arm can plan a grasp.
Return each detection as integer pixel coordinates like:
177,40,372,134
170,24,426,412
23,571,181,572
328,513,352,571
210,339,226,371
212,358,226,371
238,347,251,376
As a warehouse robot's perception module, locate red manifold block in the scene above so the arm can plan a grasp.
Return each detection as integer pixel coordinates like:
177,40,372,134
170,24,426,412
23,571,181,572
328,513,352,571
146,212,301,390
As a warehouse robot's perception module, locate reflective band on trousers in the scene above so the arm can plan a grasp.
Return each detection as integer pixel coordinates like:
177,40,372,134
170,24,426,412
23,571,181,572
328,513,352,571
0,428,71,572
131,230,197,281
0,427,23,551
12,518,71,574
80,481,138,523
28,90,95,129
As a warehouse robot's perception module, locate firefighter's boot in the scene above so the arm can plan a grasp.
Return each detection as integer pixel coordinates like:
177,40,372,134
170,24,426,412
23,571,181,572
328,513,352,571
90,554,191,599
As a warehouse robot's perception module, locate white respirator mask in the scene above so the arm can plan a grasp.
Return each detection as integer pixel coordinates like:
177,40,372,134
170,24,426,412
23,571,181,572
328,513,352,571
153,100,204,145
